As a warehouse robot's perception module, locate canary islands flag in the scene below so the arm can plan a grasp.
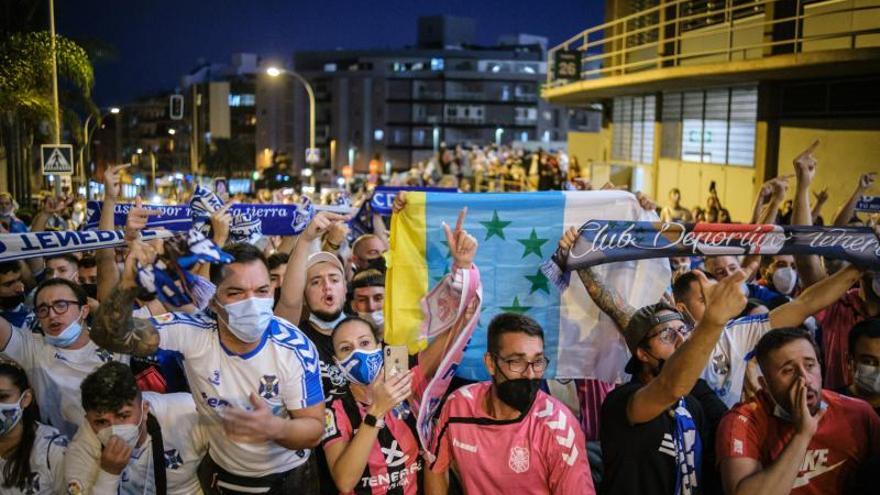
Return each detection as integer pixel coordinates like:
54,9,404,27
386,190,670,383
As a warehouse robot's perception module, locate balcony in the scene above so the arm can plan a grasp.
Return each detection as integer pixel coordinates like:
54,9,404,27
544,0,880,103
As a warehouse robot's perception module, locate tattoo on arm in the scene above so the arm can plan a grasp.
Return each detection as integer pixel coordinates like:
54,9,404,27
577,267,636,331
91,287,160,356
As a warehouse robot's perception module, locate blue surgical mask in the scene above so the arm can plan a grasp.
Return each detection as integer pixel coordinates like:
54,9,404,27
0,395,24,436
335,348,383,385
222,297,274,343
44,317,83,348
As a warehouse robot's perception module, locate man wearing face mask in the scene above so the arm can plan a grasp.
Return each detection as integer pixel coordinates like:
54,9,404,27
0,262,32,330
349,269,385,338
350,234,387,274
0,278,128,438
0,193,28,233
760,255,800,304
425,313,594,495
65,362,207,494
78,255,99,300
838,319,880,416
91,240,325,494
717,328,880,494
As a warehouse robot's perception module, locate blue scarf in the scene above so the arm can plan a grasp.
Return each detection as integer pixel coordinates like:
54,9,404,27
672,398,701,495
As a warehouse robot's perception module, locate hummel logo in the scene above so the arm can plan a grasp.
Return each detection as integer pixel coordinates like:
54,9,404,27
453,438,478,453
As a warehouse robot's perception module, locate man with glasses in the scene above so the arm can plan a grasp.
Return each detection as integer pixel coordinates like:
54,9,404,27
0,278,128,437
425,313,595,494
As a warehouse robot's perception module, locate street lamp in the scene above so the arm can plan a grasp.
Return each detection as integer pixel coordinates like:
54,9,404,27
81,106,121,198
495,127,504,147
266,66,316,187
167,128,176,135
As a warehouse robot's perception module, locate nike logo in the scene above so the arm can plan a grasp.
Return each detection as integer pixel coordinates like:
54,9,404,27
792,460,845,488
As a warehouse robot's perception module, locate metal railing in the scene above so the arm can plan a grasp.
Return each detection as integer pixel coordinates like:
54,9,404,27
546,0,880,87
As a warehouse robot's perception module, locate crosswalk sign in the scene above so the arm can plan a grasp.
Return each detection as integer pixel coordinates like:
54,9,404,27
41,144,74,175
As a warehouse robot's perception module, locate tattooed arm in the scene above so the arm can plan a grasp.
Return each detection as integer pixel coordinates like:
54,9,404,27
559,227,636,331
91,286,161,356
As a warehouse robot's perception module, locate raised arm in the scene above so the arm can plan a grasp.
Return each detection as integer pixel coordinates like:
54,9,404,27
275,212,348,323
769,264,861,329
834,172,875,227
96,164,127,302
418,208,478,380
627,268,749,424
811,188,828,224
791,140,827,287
559,227,636,331
742,175,790,270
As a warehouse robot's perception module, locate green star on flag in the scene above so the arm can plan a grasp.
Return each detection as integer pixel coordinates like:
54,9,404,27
524,269,550,295
500,296,531,315
480,210,511,241
516,228,549,259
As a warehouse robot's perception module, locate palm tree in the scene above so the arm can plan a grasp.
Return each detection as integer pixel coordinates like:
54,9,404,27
0,30,95,204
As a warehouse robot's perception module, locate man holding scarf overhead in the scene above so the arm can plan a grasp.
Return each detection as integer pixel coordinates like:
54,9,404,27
91,205,337,494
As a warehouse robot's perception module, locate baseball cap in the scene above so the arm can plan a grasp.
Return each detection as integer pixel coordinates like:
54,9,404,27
306,251,345,276
623,302,685,375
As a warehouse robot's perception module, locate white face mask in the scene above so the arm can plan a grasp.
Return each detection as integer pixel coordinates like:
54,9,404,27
96,406,144,449
854,363,880,394
359,310,384,329
308,312,346,333
771,267,798,296
221,297,275,343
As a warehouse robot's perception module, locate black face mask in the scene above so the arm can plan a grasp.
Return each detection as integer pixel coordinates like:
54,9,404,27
82,283,98,300
493,367,542,415
0,293,25,311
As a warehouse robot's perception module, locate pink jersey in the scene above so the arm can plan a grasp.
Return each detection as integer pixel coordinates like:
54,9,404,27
430,382,595,495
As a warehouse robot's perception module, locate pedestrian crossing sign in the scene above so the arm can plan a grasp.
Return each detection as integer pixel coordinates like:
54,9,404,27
41,144,74,175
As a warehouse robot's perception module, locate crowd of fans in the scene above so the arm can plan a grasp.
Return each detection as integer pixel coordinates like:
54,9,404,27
0,139,875,495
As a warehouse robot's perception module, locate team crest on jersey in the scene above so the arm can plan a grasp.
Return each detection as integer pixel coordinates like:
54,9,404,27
96,348,114,363
259,375,280,399
67,480,83,495
508,446,530,473
322,408,338,440
164,449,183,470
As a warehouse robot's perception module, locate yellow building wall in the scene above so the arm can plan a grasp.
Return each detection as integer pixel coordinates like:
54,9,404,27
656,159,757,221
775,121,880,220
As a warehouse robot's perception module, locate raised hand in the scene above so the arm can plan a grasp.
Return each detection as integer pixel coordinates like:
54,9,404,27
124,196,160,242
210,202,233,246
769,174,794,201
793,140,820,186
392,191,408,214
812,188,829,204
559,226,579,253
790,377,825,437
303,211,349,243
103,164,129,200
858,172,876,191
444,208,478,269
99,435,133,475
368,370,414,418
695,264,754,326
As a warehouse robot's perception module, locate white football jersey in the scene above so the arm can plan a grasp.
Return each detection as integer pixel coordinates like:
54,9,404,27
0,423,67,495
64,392,207,495
151,311,323,477
1,326,129,438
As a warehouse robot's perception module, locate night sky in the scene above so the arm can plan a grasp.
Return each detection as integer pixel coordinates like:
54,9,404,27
57,0,604,106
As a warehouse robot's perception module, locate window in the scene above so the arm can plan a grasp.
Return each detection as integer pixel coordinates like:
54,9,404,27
662,86,757,166
431,58,445,71
611,95,655,164
323,63,337,72
228,94,255,107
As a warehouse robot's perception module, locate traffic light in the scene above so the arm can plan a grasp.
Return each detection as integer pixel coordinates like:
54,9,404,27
169,95,184,120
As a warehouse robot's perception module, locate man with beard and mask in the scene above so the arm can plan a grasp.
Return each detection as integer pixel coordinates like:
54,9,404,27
0,262,32,330
65,362,207,494
598,268,750,495
717,328,880,494
349,269,384,338
350,234,387,273
92,235,325,494
837,319,880,416
78,255,98,300
425,313,594,494
0,278,129,437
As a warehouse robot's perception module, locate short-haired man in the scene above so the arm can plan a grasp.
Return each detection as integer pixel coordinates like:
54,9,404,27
0,261,30,328
92,240,324,493
717,328,880,494
425,313,594,494
267,253,289,295
65,362,206,494
350,234,386,272
838,318,880,416
349,269,384,337
0,278,128,437
44,254,80,282
78,255,98,300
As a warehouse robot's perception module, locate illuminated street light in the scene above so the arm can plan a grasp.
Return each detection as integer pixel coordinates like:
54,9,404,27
266,66,283,77
110,107,120,114
265,66,317,187
136,148,143,154
167,128,176,135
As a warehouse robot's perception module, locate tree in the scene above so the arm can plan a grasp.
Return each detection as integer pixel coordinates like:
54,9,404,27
0,31,95,203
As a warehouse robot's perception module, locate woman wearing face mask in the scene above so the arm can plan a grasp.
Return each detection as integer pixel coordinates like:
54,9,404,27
0,360,68,494
322,316,423,495
0,279,129,438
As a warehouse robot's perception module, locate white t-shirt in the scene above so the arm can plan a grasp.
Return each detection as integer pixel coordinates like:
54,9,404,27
1,327,129,438
701,313,772,408
0,423,67,495
150,311,323,477
64,392,207,495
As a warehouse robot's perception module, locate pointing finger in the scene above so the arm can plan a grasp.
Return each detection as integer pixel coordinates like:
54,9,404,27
455,207,467,234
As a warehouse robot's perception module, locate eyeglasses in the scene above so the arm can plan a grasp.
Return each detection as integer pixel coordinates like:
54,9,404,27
645,325,692,345
494,354,550,374
35,300,81,319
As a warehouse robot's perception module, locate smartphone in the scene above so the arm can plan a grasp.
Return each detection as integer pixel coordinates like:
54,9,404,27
384,345,409,380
